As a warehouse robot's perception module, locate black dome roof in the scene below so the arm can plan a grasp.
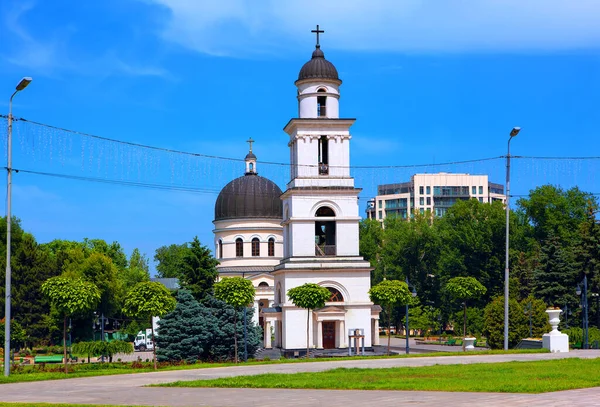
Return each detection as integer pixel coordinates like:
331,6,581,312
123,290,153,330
214,174,283,221
297,46,340,83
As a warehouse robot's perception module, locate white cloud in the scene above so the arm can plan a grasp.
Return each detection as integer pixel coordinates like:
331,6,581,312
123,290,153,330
147,0,600,56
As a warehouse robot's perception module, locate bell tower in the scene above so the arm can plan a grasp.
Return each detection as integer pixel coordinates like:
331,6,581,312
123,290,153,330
269,26,376,354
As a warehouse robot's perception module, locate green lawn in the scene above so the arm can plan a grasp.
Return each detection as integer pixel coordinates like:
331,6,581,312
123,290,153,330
0,349,548,385
158,358,600,394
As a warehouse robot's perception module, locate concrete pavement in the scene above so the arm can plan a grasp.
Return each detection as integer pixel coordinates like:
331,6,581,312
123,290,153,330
2,350,600,407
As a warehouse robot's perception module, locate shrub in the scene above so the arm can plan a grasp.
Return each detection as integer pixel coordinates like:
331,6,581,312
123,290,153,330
483,296,528,349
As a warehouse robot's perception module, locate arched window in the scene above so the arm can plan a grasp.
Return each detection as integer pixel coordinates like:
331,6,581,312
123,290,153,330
268,237,275,256
218,239,223,259
252,238,260,257
235,238,243,257
315,206,336,256
327,287,344,302
317,88,327,117
316,206,335,217
258,281,269,287
318,136,329,175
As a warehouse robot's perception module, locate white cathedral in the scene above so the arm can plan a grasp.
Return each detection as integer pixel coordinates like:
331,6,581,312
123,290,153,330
213,30,380,354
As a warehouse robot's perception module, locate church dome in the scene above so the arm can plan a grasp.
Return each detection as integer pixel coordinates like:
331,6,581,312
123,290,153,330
297,46,340,83
214,174,283,221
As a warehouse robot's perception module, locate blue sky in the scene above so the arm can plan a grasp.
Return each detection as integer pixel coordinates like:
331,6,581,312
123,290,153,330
1,0,599,272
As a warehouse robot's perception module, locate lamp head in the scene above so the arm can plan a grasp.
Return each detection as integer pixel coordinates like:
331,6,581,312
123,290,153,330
509,127,521,137
576,284,582,296
16,77,32,91
411,287,417,298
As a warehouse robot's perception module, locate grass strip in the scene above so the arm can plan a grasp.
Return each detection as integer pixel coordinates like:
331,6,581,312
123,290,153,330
157,357,600,394
0,348,548,385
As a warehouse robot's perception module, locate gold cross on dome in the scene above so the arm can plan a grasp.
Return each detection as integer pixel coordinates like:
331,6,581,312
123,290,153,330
246,137,254,152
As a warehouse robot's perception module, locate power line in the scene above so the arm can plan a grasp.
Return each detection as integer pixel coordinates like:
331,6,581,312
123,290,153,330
13,168,376,199
2,114,510,169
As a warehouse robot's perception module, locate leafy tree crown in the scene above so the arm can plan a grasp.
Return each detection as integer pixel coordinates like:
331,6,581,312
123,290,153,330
445,276,487,302
41,276,101,317
122,281,176,319
287,283,331,310
368,279,412,307
214,277,255,308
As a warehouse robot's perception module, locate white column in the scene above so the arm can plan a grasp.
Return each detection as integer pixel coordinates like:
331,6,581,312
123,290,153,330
265,320,272,349
374,319,380,346
339,320,346,347
317,320,323,349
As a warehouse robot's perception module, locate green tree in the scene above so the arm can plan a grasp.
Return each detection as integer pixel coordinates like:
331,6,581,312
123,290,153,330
120,248,151,291
359,219,384,281
155,290,214,363
521,296,552,338
483,296,528,349
517,185,596,242
154,243,189,279
0,319,27,351
41,277,101,373
369,279,412,354
287,283,331,358
381,212,441,303
436,200,508,302
214,277,255,363
180,237,219,301
72,340,133,363
444,277,486,341
82,238,128,270
122,281,176,369
533,235,578,308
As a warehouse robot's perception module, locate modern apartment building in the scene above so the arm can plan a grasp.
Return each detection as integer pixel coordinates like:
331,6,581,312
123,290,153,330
365,173,506,221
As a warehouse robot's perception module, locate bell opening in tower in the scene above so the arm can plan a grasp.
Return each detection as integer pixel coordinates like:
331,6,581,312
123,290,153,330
315,206,336,256
317,88,327,117
318,136,329,175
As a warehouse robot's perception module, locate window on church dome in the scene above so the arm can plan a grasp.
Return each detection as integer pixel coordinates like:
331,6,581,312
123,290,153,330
268,237,275,256
259,281,269,287
235,238,244,257
218,239,223,259
252,238,260,257
318,136,329,175
317,88,327,117
327,287,344,302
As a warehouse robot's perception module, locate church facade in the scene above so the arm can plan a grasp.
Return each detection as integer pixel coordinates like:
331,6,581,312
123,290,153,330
214,30,379,353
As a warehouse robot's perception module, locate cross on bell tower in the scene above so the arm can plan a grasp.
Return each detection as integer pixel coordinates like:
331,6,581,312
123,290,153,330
311,25,324,47
244,138,257,175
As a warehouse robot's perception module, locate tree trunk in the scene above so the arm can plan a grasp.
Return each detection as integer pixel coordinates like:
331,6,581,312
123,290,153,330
233,308,238,363
463,302,467,352
151,318,157,370
387,305,392,356
306,309,310,359
63,316,68,374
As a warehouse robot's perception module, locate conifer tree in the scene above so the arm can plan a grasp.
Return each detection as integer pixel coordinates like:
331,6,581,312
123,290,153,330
533,235,578,308
155,290,214,363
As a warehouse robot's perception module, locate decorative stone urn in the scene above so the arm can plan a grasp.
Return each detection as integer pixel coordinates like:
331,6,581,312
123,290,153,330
463,337,476,351
546,309,562,333
542,308,569,353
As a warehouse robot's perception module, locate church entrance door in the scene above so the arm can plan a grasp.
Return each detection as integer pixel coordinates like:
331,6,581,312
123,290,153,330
323,321,336,349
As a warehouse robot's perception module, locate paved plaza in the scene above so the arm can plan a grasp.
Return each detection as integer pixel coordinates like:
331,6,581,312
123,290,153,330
2,351,600,406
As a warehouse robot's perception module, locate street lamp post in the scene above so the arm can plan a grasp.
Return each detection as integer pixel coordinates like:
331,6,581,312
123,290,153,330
4,77,32,377
576,275,589,349
504,126,520,351
405,278,417,354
